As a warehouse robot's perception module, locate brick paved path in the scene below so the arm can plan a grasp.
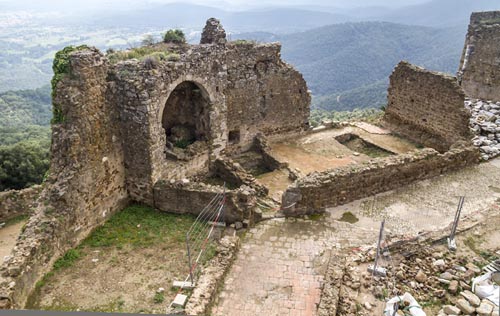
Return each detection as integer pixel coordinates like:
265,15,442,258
212,218,375,316
212,159,500,316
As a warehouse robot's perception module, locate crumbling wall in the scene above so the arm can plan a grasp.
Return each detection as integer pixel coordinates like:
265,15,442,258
0,48,129,308
112,45,228,204
0,186,42,222
383,61,471,152
282,145,480,216
459,11,500,101
225,42,310,152
153,180,260,224
212,157,268,196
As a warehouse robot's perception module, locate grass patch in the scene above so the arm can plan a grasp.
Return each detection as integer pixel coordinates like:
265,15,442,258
153,292,165,304
339,211,359,224
81,204,195,248
3,214,29,227
107,47,179,64
231,39,257,45
464,235,482,254
308,213,324,221
53,249,82,270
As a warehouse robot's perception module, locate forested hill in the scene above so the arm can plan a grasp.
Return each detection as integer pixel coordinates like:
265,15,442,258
238,22,466,111
0,85,51,129
0,86,51,190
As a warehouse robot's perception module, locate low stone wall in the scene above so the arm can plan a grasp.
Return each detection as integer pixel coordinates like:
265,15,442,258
184,236,239,315
153,180,261,224
212,157,268,196
0,186,42,223
253,134,288,171
282,144,480,216
383,61,471,152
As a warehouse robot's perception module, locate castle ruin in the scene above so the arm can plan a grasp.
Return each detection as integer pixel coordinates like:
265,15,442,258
1,12,500,313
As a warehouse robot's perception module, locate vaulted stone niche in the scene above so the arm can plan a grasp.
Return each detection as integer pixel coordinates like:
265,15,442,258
162,81,211,154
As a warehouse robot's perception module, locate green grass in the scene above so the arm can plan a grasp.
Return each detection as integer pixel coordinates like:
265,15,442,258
153,292,165,304
53,249,82,270
339,211,359,224
3,214,29,227
107,47,179,64
81,204,195,248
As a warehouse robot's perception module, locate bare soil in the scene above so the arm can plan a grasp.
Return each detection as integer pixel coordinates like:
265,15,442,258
269,125,418,175
0,220,25,263
29,205,196,314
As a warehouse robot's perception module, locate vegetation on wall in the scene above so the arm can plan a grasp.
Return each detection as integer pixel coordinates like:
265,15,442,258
107,46,180,64
163,29,186,44
51,45,90,124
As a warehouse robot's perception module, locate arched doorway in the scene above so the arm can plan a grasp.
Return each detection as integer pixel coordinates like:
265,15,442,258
162,81,210,154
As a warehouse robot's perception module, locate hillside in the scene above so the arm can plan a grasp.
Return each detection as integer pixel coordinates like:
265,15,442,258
238,22,466,110
0,86,51,190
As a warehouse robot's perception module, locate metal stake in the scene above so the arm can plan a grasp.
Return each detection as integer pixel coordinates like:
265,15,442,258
186,232,194,284
373,219,385,276
448,196,465,251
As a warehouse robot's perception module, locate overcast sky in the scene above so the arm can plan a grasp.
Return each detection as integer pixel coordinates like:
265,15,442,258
0,0,431,12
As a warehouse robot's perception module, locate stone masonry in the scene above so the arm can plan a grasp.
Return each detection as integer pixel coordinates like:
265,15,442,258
383,61,471,152
459,11,500,102
0,186,42,223
0,18,309,309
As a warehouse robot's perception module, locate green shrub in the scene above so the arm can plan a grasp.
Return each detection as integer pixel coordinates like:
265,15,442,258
51,45,90,124
53,249,82,270
163,29,186,44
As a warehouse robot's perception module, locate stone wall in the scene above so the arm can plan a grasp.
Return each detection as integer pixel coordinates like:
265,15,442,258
0,186,42,223
282,145,480,216
0,48,129,308
459,11,500,101
225,42,310,152
153,180,260,224
383,61,471,152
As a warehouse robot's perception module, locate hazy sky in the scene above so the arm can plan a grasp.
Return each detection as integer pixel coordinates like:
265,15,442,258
0,0,431,11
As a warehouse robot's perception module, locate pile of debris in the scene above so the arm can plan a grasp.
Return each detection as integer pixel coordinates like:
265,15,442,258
337,243,499,316
467,98,500,160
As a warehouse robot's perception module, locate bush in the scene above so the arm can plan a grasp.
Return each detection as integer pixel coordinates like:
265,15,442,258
163,29,186,44
141,34,156,46
0,140,50,191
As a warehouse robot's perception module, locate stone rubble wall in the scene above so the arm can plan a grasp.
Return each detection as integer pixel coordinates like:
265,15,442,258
459,11,500,101
212,157,268,196
0,186,42,223
467,98,500,160
153,180,260,224
253,134,288,171
383,61,471,152
184,236,239,315
225,42,310,153
0,48,129,309
282,144,480,216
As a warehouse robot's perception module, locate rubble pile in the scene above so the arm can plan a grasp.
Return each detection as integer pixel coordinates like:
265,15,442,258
335,245,499,316
467,99,500,160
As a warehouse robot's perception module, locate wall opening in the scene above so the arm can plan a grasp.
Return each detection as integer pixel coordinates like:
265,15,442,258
162,81,210,151
228,130,240,144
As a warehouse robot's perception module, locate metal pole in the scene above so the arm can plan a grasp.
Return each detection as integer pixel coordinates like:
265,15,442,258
186,232,194,284
450,196,464,240
373,219,385,277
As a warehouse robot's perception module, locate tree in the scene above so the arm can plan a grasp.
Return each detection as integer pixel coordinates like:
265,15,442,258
163,29,186,44
0,140,50,191
141,34,156,46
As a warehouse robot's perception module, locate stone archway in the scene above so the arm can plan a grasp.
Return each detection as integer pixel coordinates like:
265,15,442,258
162,81,211,150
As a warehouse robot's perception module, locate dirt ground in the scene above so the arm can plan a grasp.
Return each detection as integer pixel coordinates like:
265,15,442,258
28,205,195,314
0,220,25,263
269,125,418,175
